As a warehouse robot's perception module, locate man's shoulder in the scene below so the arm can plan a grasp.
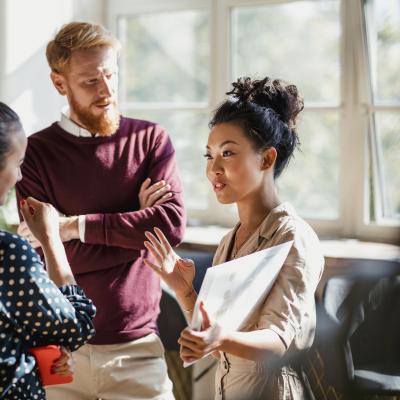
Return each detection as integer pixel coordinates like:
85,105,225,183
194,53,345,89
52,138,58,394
119,116,172,149
120,116,167,136
28,123,60,142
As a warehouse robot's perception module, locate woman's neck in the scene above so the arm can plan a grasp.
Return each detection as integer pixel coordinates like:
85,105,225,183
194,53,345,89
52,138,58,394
236,183,280,234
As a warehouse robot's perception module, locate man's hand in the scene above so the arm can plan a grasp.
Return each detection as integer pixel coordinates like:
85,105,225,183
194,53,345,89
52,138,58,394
18,202,79,246
139,178,172,209
59,216,79,242
17,220,41,248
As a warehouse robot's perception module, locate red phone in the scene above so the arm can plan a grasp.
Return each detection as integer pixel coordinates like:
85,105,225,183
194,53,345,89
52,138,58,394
29,345,73,386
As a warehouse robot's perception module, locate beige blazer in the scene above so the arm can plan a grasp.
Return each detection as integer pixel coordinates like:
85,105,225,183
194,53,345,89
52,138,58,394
212,202,324,400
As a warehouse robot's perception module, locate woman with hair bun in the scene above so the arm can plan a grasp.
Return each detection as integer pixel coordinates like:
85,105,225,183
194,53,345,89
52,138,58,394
144,77,324,399
0,102,96,400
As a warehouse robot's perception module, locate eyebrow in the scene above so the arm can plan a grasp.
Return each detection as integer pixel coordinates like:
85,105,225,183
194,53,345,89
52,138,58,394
206,140,240,149
77,67,117,78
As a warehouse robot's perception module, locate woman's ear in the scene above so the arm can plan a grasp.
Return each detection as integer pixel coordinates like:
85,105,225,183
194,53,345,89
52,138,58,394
50,72,67,96
261,147,277,171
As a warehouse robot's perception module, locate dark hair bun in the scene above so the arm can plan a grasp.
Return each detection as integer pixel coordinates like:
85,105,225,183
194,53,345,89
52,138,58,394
227,77,304,129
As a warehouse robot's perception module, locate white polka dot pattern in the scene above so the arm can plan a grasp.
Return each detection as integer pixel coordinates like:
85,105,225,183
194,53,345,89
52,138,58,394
0,231,96,399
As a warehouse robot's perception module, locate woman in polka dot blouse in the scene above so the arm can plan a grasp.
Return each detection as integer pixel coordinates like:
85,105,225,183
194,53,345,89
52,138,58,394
0,102,96,400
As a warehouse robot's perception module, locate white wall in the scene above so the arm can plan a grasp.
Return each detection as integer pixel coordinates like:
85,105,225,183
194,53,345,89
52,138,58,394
0,0,106,135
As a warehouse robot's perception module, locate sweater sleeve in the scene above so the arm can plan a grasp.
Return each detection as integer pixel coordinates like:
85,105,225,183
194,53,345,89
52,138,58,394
16,141,51,218
83,130,186,249
0,233,96,351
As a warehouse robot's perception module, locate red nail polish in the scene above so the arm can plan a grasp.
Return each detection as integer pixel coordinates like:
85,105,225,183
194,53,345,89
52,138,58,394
20,199,26,206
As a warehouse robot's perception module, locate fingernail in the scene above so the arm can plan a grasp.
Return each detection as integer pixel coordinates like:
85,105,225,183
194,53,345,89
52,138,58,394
20,199,26,206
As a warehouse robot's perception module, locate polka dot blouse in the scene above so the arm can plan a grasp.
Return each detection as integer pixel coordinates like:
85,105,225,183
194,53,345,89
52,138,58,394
0,231,96,399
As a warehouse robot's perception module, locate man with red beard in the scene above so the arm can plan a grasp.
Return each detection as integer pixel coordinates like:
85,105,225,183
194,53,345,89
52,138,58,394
16,22,185,399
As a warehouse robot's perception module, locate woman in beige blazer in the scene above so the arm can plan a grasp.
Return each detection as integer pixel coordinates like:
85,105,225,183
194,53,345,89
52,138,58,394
144,76,324,399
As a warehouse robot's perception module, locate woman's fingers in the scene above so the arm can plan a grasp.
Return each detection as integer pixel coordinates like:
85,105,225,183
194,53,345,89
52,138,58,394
180,345,201,362
51,348,74,375
178,336,206,353
199,301,212,330
144,240,164,266
144,231,167,258
19,200,32,224
154,227,173,253
25,196,43,208
143,259,165,278
179,328,208,348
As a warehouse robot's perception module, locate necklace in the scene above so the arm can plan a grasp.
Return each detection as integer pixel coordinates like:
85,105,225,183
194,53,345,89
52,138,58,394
232,226,252,259
232,231,240,259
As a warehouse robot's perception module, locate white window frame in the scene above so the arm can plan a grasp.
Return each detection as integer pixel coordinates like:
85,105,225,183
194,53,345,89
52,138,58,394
107,0,400,243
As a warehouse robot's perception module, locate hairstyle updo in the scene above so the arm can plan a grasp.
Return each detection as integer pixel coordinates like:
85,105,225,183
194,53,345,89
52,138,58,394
0,102,23,169
209,76,304,178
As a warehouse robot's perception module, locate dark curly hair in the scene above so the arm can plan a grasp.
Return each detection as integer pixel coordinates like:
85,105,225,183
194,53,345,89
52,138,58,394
209,77,304,178
0,102,23,169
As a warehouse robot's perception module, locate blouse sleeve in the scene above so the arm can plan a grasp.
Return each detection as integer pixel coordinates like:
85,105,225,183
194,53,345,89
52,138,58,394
256,224,324,350
0,232,96,351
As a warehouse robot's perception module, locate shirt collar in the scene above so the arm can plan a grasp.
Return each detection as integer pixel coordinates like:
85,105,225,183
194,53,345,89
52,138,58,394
257,202,297,241
215,202,297,263
58,107,99,138
231,202,297,258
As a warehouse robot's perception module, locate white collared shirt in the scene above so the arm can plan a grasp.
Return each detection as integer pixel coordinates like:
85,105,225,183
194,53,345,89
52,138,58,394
58,107,99,138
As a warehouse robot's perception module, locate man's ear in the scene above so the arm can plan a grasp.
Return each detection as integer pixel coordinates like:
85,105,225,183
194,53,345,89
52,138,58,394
50,72,67,96
261,147,277,171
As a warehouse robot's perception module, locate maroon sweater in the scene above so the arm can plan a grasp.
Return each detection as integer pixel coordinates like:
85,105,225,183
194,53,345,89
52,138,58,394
16,116,186,344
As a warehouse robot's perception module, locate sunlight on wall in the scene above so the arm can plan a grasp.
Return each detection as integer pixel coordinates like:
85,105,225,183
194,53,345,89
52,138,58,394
5,0,75,75
12,90,39,134
0,0,105,135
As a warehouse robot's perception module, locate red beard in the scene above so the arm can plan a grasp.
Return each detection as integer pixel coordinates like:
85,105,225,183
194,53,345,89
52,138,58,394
69,93,120,136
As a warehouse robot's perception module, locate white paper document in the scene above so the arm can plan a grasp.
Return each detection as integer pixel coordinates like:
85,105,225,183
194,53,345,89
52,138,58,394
184,240,293,367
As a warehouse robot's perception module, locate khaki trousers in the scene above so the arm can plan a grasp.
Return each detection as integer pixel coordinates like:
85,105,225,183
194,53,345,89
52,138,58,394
46,333,174,400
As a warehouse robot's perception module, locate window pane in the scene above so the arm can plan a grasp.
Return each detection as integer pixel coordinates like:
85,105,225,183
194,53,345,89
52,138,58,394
367,0,400,103
375,113,400,219
278,111,340,219
118,10,209,103
232,1,340,103
124,110,210,209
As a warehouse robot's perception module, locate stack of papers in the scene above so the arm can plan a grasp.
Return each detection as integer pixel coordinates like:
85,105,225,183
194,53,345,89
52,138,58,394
185,241,293,366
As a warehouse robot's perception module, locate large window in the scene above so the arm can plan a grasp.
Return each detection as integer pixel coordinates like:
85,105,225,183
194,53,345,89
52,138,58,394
231,1,341,220
364,0,400,223
108,0,400,243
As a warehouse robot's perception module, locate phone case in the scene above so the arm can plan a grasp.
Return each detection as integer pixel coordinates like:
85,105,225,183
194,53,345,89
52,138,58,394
29,345,73,386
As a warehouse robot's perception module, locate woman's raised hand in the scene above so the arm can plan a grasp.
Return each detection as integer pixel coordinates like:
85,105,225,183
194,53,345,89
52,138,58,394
144,227,195,295
19,197,61,246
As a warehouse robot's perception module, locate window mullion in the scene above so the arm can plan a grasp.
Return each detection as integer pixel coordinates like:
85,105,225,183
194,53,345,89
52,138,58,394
362,0,386,224
340,0,360,237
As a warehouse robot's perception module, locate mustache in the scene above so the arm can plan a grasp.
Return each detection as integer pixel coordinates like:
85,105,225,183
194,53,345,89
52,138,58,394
92,98,117,107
